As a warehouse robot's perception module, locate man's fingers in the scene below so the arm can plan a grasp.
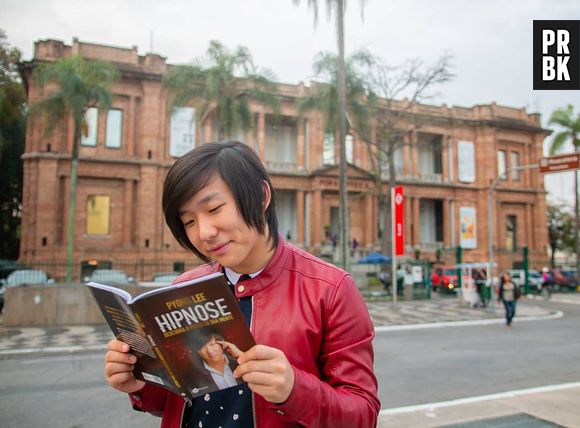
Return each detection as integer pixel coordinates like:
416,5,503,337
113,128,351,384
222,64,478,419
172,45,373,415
237,344,278,364
105,361,134,377
108,339,130,353
105,350,137,365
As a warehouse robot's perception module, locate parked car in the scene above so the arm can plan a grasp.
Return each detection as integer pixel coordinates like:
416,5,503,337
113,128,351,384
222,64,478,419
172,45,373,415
1,269,54,287
430,266,469,294
0,260,30,281
508,269,543,288
551,269,578,290
0,269,54,312
84,269,134,285
138,272,181,287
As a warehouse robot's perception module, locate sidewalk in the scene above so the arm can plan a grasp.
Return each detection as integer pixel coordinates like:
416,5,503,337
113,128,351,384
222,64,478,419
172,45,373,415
378,382,580,428
0,294,561,354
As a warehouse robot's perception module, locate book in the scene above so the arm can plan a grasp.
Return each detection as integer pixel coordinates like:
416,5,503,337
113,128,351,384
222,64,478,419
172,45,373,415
87,272,255,402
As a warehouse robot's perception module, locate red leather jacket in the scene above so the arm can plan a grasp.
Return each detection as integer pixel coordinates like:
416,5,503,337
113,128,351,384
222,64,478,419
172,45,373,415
130,240,380,427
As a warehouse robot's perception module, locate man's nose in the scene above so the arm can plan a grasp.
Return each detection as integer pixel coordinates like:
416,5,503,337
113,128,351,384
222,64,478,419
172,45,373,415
196,215,218,241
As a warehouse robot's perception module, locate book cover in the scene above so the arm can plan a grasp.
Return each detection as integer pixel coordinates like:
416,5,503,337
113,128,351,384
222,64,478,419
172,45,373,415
87,272,255,401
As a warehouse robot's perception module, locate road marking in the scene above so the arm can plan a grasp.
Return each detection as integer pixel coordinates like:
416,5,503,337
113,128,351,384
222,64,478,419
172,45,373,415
374,311,563,332
380,381,580,415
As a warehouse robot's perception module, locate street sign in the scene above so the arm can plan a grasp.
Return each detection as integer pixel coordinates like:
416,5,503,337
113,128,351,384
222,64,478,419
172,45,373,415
539,152,580,174
393,186,404,256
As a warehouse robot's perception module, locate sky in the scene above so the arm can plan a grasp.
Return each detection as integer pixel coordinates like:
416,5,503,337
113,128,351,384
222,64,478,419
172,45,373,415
2,0,578,205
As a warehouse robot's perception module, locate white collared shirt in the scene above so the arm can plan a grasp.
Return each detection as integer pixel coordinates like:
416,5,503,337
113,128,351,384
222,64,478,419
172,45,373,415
203,356,238,389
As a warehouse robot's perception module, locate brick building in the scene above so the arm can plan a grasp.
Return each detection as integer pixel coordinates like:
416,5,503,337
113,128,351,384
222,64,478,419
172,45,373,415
19,38,550,281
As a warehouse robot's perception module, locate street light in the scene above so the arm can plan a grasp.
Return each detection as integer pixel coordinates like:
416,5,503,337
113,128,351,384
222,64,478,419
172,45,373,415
487,164,539,297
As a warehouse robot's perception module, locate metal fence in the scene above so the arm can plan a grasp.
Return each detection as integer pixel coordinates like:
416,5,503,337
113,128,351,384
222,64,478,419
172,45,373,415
1,259,432,300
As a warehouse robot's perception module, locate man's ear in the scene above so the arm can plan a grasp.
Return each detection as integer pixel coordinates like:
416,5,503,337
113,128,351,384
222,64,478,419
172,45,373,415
262,180,272,212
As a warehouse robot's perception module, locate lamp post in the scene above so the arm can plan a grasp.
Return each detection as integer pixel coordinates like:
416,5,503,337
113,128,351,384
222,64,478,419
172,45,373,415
487,164,539,295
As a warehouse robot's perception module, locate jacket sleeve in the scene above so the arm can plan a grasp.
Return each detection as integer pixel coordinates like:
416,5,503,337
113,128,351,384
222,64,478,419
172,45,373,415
128,383,169,417
273,274,380,427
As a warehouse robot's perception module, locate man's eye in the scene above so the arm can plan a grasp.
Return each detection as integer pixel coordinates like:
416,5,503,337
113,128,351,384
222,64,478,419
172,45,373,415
209,204,224,213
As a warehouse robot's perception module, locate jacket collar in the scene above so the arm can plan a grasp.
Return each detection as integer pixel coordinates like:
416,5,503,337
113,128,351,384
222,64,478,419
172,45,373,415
220,236,288,298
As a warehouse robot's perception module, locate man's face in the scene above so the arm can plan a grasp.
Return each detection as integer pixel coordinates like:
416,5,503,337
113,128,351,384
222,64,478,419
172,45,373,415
179,174,271,273
198,337,224,364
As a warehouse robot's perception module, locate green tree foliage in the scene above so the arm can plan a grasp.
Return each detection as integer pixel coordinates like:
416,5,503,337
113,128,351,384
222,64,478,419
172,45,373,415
298,49,376,136
547,204,575,267
0,30,25,259
163,40,279,141
32,56,118,281
548,105,580,272
548,104,580,154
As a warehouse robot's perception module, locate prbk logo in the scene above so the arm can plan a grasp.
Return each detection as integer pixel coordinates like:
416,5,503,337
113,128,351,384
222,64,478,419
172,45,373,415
533,20,579,90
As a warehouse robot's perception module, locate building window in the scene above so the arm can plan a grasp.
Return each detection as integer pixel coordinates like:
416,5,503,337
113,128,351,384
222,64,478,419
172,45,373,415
265,116,297,167
510,152,520,180
505,215,517,252
418,133,443,179
81,107,98,146
346,134,354,164
323,133,335,165
170,107,196,157
419,199,444,243
105,109,123,148
497,150,507,180
86,195,111,235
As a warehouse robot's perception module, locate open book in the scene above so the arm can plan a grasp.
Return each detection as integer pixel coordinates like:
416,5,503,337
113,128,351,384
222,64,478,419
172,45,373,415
87,272,255,402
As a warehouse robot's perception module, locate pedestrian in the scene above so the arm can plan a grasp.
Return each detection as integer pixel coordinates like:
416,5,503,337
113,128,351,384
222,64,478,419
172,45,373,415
104,141,380,427
497,271,520,327
378,269,390,293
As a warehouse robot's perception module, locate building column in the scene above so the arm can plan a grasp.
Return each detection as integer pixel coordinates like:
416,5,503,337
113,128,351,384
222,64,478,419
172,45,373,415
312,189,322,246
297,120,305,169
127,96,135,157
441,134,449,181
404,196,413,250
123,179,133,246
413,197,421,246
443,198,450,247
296,190,304,244
364,193,373,246
257,112,266,159
403,133,412,177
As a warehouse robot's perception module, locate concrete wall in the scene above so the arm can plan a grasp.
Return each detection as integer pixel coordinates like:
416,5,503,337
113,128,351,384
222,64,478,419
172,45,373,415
2,284,144,327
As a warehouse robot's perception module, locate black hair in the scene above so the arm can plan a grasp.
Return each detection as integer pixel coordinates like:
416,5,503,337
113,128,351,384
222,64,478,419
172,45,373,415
162,141,279,262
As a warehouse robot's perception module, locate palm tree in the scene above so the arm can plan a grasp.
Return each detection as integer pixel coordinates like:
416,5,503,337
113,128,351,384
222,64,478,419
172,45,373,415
298,49,376,146
548,104,580,273
33,56,118,282
294,0,366,271
163,40,279,142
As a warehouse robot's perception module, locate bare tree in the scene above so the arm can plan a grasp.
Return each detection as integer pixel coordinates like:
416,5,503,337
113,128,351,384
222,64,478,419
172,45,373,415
356,54,454,255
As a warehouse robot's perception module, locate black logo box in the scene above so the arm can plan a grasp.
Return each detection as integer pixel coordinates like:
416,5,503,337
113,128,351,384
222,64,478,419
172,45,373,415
533,20,580,90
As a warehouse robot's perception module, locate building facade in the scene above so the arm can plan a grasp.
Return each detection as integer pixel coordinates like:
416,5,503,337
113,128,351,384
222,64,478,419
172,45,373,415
20,39,550,281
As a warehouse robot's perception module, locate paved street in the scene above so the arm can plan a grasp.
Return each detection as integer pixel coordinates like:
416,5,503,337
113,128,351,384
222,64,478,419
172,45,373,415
1,292,579,427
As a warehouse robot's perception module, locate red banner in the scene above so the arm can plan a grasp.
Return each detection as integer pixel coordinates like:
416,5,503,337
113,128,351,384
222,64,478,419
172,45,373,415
393,186,404,256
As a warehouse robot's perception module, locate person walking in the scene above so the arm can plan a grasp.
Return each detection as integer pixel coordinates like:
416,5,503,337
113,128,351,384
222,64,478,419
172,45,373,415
498,271,520,327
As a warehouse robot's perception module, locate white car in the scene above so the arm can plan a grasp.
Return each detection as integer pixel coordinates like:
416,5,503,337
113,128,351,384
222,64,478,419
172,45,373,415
508,269,543,288
138,272,181,287
85,269,134,285
1,269,54,287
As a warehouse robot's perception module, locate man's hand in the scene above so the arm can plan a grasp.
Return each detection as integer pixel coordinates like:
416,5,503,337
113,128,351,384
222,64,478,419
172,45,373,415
233,345,295,404
216,339,243,359
104,339,145,394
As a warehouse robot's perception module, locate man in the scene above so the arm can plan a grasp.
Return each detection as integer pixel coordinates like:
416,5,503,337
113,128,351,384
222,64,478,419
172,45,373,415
197,333,240,390
104,141,380,427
